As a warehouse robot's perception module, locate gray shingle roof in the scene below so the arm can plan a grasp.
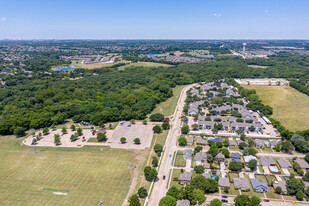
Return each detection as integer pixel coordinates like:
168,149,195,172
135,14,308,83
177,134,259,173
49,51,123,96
177,200,190,206
277,158,292,169
234,178,250,190
219,177,230,187
259,156,275,166
179,172,191,181
250,178,269,191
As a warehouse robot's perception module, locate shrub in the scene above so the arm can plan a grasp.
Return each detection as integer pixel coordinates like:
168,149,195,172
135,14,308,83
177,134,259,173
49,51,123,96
150,113,165,122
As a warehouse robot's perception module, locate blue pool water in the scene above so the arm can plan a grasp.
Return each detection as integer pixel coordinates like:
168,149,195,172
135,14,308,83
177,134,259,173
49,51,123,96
53,66,79,71
208,137,214,140
269,166,277,172
212,175,218,180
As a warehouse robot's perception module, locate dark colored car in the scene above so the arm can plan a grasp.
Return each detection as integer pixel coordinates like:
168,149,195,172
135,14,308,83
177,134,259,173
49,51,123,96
222,195,228,198
163,175,166,180
222,199,228,203
264,199,270,202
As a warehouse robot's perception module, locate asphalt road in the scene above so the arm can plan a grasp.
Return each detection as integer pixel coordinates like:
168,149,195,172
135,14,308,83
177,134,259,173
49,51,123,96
147,84,196,206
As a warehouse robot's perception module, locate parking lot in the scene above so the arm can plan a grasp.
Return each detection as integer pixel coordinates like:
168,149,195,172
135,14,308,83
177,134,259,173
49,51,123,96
109,121,155,149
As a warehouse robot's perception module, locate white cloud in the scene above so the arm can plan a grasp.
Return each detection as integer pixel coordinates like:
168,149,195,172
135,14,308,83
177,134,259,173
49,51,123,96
213,13,222,17
1,17,7,22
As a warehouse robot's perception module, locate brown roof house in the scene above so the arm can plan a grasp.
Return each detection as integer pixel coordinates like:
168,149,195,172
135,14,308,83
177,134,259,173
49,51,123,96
219,178,230,188
215,152,225,163
179,172,191,185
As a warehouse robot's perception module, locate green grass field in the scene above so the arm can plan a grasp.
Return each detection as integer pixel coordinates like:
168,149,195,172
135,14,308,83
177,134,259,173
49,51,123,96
118,61,172,70
0,136,142,206
243,85,309,131
150,85,186,117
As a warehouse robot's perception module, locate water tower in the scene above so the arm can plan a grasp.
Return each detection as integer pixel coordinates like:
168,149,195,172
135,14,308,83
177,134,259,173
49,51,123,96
243,43,247,52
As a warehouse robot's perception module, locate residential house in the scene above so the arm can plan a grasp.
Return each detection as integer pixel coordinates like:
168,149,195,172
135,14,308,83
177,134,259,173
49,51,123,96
229,139,236,147
183,149,193,160
270,140,278,148
176,200,190,206
259,156,275,166
236,139,249,147
244,155,258,164
230,122,263,132
215,152,225,162
255,139,265,148
179,172,191,185
196,136,208,145
231,153,241,162
219,178,230,188
277,158,292,169
250,178,269,192
273,181,287,193
233,178,251,190
188,105,198,116
295,158,309,170
186,135,194,145
198,121,229,130
202,173,211,179
211,137,222,143
195,151,207,165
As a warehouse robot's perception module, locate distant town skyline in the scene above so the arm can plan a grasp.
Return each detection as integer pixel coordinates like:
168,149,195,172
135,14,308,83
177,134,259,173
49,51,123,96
0,0,308,39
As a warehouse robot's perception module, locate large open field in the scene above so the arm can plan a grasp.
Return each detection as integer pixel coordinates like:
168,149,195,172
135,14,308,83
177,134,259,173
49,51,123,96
150,85,186,117
243,85,309,131
118,61,172,70
70,60,131,69
0,136,148,206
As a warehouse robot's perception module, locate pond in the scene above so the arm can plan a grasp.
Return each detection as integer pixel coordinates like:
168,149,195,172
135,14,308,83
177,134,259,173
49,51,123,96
53,66,79,71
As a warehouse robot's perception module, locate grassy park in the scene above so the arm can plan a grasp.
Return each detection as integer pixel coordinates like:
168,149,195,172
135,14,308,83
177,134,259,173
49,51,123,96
243,85,309,131
150,85,186,117
0,136,147,206
118,61,172,70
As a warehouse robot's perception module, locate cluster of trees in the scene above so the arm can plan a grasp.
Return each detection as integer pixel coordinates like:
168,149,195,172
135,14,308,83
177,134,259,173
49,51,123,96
128,187,148,206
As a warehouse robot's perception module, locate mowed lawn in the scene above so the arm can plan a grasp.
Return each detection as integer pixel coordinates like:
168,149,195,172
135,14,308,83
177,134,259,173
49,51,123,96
150,85,186,117
0,136,136,206
243,85,309,131
118,61,172,70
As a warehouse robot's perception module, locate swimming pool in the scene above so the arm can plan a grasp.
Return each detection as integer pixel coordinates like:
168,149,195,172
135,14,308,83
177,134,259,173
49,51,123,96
53,66,79,71
208,137,214,140
212,175,218,180
269,166,279,172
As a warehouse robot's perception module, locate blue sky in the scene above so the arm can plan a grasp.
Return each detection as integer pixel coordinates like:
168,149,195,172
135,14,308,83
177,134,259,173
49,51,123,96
0,0,308,39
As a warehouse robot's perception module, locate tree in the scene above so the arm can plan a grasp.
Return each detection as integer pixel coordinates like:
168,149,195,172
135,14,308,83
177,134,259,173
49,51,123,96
191,189,206,205
291,134,309,153
120,137,127,144
137,187,148,198
144,166,158,181
274,143,281,152
216,142,223,148
207,154,214,163
14,127,26,137
70,134,77,142
154,144,163,156
248,159,257,171
219,148,230,158
211,128,218,134
242,147,258,156
234,195,250,206
238,142,246,150
153,125,162,133
54,134,61,146
207,145,218,157
222,139,229,147
248,138,254,147
150,113,165,122
209,198,222,206
178,136,187,146
249,126,255,132
70,124,76,131
275,186,282,194
166,186,183,200
229,161,243,171
190,175,219,193
194,146,203,154
128,194,140,206
62,127,67,134
130,119,136,124
77,127,82,136
281,140,294,153
134,138,141,144
240,133,246,141
142,120,147,125
51,124,56,131
159,195,176,206
286,176,305,195
303,171,309,182
296,190,304,201
162,122,170,130
181,125,190,134
192,123,199,131
194,165,205,174
43,128,49,135
249,196,261,206
97,133,107,142
223,186,229,193
305,153,309,164
152,156,158,167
